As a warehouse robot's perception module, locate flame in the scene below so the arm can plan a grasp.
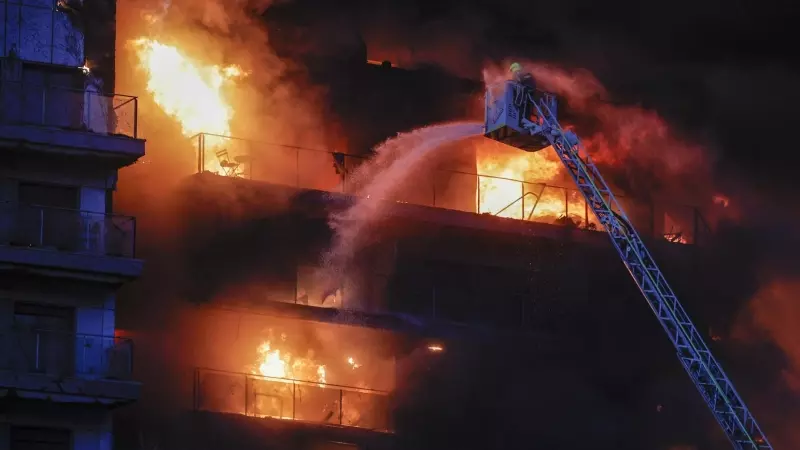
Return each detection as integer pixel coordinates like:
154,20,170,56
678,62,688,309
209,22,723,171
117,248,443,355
476,141,600,228
131,38,246,175
664,213,689,244
246,337,384,429
427,344,444,353
253,341,327,385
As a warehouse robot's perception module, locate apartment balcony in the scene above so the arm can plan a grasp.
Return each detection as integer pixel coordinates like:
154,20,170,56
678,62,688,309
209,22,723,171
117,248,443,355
195,368,392,433
191,133,712,245
0,79,144,167
0,329,140,405
0,202,143,282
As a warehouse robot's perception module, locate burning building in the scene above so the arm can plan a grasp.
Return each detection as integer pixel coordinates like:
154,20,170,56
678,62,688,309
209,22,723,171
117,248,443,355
117,41,737,450
0,0,772,449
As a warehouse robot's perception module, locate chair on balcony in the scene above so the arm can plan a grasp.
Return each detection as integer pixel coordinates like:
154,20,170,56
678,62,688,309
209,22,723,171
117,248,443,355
215,149,243,177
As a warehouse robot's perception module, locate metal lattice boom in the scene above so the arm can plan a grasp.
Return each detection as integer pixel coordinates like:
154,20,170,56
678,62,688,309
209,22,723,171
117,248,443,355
486,82,773,450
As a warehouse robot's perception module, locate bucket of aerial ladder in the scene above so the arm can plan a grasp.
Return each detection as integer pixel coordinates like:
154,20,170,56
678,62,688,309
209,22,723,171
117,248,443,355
484,79,559,153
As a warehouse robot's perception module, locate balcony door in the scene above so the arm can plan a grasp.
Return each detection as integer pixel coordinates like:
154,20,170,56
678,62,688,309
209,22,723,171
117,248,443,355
15,182,81,252
13,302,75,377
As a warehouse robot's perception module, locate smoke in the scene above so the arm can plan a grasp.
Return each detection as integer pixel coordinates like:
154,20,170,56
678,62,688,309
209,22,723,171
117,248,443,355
482,61,715,203
730,277,800,448
116,0,333,176
748,281,800,394
359,4,487,76
113,0,334,295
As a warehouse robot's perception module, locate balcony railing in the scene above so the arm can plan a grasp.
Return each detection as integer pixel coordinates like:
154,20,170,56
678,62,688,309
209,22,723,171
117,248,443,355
195,368,392,432
191,133,712,245
0,80,139,139
0,201,137,258
0,329,133,380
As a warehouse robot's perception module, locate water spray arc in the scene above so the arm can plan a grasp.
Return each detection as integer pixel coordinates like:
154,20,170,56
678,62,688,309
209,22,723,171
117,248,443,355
484,77,773,449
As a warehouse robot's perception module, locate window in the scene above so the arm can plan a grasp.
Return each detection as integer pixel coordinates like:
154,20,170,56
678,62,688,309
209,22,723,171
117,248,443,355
10,426,71,450
18,182,79,209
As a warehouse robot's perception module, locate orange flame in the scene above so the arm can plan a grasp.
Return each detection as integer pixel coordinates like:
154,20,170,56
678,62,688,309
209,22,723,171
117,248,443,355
131,38,246,175
253,341,327,386
246,336,385,429
476,141,600,228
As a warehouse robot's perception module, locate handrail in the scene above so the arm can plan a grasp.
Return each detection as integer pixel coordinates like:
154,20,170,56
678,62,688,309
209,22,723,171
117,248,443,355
0,80,140,139
0,328,134,380
0,200,134,217
194,367,392,431
491,190,541,218
190,132,711,244
0,201,137,258
198,367,390,395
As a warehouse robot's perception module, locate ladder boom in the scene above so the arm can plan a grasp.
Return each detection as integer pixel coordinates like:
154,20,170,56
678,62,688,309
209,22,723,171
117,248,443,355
485,82,772,450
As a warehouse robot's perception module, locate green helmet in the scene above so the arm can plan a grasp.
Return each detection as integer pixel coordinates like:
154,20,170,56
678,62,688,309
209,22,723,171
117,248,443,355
509,62,522,73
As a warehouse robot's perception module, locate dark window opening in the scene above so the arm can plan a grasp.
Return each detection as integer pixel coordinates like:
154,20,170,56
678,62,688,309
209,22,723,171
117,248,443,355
10,426,72,450
18,182,80,210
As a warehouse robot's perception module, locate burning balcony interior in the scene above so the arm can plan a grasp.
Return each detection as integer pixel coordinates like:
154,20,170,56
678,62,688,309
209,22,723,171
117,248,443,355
188,131,710,245
166,307,396,431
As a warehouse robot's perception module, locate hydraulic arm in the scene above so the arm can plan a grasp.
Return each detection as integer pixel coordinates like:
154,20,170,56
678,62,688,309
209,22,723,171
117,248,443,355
484,80,772,450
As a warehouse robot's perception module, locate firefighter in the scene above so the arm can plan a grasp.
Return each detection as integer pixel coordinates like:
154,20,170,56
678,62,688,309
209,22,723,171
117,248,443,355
509,62,538,121
509,62,536,91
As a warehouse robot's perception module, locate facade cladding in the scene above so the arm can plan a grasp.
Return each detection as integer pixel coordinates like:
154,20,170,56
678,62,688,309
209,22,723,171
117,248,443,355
1,2,755,450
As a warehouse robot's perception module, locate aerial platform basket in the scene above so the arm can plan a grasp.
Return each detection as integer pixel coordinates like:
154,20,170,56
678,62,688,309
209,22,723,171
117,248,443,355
484,80,558,153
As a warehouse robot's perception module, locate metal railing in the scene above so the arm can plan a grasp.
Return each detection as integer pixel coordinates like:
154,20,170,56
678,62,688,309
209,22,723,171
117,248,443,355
0,329,133,380
191,132,712,245
0,80,139,138
0,201,137,258
195,368,392,432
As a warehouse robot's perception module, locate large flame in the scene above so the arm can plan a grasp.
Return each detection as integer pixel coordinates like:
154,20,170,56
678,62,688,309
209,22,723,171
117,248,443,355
132,38,246,175
253,340,327,386
247,335,376,428
476,142,601,228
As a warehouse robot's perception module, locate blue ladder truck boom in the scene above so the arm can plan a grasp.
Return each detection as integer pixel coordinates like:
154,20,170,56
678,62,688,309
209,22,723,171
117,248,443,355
483,73,772,450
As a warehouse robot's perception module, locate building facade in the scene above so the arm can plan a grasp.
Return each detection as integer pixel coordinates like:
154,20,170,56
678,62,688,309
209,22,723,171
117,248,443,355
115,55,738,450
0,1,144,449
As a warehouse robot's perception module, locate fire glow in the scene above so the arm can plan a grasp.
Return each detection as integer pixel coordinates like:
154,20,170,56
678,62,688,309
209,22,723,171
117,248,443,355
246,334,381,429
131,38,245,174
253,340,327,386
476,141,601,228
